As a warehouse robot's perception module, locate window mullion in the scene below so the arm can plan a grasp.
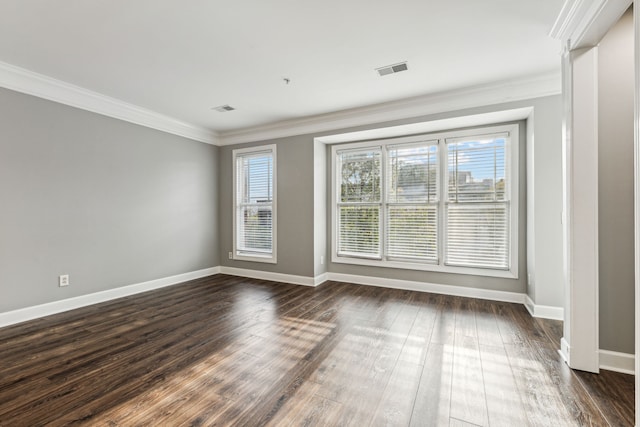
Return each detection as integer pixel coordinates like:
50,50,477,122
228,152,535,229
380,147,387,260
440,138,447,266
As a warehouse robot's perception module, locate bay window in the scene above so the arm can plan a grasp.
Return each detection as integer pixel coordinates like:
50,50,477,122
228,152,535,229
331,124,518,278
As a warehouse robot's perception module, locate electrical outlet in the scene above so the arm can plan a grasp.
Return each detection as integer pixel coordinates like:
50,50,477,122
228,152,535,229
59,274,69,287
228,251,233,260
320,255,324,265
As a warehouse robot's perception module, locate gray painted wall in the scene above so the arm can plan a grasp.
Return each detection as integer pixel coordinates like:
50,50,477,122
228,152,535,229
0,88,219,312
1,83,564,315
597,9,634,354
219,95,563,303
218,136,315,277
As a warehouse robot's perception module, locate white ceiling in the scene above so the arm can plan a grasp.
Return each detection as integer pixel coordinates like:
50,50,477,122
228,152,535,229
0,0,563,136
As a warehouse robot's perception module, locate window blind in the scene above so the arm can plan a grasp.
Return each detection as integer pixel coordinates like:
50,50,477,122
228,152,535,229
337,148,381,258
236,151,273,255
386,143,438,261
446,134,509,269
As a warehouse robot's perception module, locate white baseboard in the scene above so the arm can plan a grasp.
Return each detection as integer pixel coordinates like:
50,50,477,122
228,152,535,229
314,273,328,286
599,349,635,375
325,272,526,304
0,266,568,335
524,295,564,320
0,266,220,328
559,339,635,375
217,269,527,305
219,266,320,287
560,337,570,364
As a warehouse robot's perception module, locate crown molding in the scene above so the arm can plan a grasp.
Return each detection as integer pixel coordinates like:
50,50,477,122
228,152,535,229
0,59,562,148
549,0,631,49
549,0,588,41
0,61,219,145
218,71,561,146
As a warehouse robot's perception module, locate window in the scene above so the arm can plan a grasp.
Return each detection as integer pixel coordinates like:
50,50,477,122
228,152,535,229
446,134,508,269
233,145,277,263
331,125,518,278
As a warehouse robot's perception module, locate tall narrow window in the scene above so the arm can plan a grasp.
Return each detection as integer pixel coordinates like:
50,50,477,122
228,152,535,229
386,142,439,262
233,145,277,263
445,133,509,269
336,147,382,258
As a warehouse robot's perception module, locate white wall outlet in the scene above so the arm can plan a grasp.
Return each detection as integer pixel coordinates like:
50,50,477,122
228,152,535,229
59,274,69,287
320,255,324,265
228,251,233,259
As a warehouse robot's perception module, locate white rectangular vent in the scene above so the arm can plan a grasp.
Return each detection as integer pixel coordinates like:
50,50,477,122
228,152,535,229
213,105,235,112
376,62,408,77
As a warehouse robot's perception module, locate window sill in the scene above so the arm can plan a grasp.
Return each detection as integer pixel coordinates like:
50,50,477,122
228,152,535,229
331,255,518,279
233,253,277,264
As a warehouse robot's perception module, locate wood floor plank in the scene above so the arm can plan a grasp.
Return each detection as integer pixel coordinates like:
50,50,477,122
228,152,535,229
264,380,344,427
430,294,458,345
410,342,454,427
504,342,577,427
0,274,632,426
450,335,489,426
474,299,504,347
370,360,423,427
397,301,438,366
574,369,635,427
479,344,529,427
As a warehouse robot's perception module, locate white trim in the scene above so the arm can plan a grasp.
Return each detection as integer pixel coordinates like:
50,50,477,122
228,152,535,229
314,273,328,286
218,72,560,146
325,272,525,304
560,48,574,372
634,4,640,426
219,266,318,287
562,46,600,373
0,61,218,145
599,349,636,374
524,295,565,320
550,0,587,40
231,144,277,264
0,267,220,328
313,140,328,279
551,0,632,49
0,267,562,333
0,59,559,149
316,108,533,145
560,337,571,363
329,256,518,279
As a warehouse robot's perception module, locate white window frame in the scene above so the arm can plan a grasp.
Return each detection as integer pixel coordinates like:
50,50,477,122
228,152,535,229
232,144,277,264
330,124,518,279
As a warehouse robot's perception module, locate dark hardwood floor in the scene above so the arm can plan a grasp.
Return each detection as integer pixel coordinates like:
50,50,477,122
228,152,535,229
0,274,634,426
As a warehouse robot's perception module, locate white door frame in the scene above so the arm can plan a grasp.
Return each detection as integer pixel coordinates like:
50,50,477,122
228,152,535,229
634,5,640,427
560,44,601,373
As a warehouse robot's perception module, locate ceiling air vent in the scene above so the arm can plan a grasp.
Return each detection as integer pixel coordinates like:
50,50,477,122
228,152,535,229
212,105,235,112
376,61,408,77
